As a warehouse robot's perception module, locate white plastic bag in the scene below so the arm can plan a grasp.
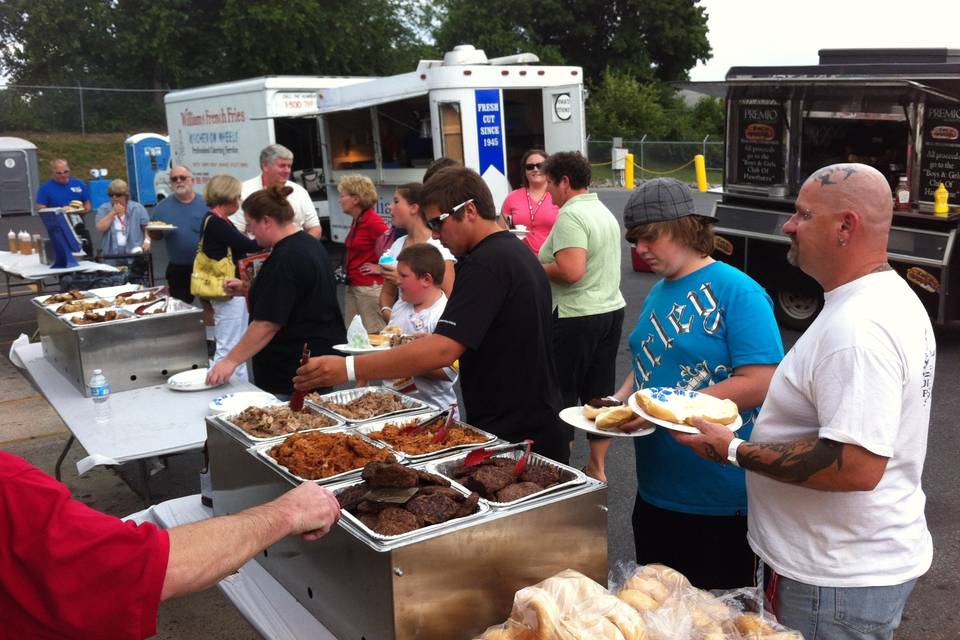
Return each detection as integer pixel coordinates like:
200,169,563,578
346,315,371,348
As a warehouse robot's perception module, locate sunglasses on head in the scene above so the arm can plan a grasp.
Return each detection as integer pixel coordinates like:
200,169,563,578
170,175,191,182
525,162,543,171
426,198,474,232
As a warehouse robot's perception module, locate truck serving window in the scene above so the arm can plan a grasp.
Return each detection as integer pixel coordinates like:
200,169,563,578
438,102,464,165
377,95,434,169
328,109,376,170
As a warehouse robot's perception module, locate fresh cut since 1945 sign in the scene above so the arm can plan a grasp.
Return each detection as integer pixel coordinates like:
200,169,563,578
475,89,505,176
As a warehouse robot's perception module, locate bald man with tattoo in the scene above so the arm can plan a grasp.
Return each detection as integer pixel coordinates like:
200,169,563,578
674,163,935,640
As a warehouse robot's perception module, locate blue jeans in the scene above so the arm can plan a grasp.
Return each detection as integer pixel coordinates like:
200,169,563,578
767,571,917,640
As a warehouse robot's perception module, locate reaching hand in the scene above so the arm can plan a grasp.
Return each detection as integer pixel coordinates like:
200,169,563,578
616,414,654,433
277,482,341,541
293,355,347,390
206,358,237,386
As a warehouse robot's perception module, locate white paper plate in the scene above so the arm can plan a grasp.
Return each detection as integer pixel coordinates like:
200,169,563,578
333,343,391,355
167,368,222,392
627,388,743,434
510,228,529,239
558,406,655,438
145,223,177,231
208,391,280,415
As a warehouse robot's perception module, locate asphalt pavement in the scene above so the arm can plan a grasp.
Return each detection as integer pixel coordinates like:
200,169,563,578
1,188,957,638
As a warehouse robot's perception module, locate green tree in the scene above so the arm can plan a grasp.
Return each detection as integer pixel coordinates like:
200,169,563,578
586,69,670,139
434,0,711,85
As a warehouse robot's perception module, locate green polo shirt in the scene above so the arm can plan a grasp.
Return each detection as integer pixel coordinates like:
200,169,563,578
538,193,626,318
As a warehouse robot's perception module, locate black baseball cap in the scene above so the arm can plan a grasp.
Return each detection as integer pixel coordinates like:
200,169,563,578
622,178,715,231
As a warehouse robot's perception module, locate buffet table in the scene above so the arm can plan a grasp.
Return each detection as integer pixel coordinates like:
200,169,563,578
127,494,335,640
14,341,257,497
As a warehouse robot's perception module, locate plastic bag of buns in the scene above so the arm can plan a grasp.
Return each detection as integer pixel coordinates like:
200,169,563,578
473,569,647,640
607,562,803,640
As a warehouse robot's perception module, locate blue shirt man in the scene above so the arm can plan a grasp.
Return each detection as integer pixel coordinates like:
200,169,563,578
149,166,207,303
36,159,92,252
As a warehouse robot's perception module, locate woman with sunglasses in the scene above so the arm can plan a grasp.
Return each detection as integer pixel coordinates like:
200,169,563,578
94,179,150,271
500,149,559,254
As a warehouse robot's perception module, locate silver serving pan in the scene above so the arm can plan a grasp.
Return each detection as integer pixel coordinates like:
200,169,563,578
354,413,498,463
109,286,168,307
249,428,403,485
327,470,490,545
217,402,346,444
51,298,113,315
429,450,587,510
60,307,134,327
304,385,434,424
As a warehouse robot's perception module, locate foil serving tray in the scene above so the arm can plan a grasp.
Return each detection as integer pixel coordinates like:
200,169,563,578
304,385,434,425
354,413,498,463
216,402,346,444
428,449,586,510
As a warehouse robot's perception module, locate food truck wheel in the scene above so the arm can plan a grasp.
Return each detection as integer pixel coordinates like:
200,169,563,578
774,289,824,331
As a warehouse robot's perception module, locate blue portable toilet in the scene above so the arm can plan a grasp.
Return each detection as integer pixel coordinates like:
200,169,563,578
88,171,111,211
124,133,171,206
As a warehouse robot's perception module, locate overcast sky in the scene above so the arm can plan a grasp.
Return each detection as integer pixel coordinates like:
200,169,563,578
690,0,960,81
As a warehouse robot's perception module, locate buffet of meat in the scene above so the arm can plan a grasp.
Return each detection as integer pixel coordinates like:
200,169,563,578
45,289,87,304
336,461,481,536
449,456,562,503
268,431,395,480
366,418,489,455
55,299,110,315
307,390,408,420
231,405,337,438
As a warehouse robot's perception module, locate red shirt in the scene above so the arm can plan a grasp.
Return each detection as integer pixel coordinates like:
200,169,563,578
0,453,170,639
344,208,388,286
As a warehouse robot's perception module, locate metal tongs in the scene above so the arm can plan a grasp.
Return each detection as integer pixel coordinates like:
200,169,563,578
116,285,167,301
288,343,311,412
134,297,168,315
398,405,456,443
463,439,534,477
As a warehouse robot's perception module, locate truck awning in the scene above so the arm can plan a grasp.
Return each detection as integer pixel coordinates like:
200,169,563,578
675,79,960,103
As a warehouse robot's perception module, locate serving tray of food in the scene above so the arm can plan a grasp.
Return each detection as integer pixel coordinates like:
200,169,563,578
34,289,98,307
217,402,345,443
53,298,112,315
250,428,403,485
353,413,498,462
61,307,134,327
305,386,434,424
428,449,586,510
329,461,489,544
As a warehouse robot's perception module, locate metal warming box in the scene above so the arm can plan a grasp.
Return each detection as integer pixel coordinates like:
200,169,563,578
35,289,207,395
205,416,608,640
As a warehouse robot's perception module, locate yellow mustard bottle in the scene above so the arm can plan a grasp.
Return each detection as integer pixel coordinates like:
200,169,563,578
934,183,949,217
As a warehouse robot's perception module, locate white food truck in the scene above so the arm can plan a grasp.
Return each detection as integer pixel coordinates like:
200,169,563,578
164,45,586,241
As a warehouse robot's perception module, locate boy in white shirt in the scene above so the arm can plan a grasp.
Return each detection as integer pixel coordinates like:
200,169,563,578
386,243,458,409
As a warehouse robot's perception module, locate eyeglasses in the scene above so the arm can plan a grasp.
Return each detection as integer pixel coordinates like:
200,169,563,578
525,162,544,171
170,175,191,182
426,199,473,232
54,171,70,175
108,193,126,198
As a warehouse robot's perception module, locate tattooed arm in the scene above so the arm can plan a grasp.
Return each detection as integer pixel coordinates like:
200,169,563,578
674,418,888,491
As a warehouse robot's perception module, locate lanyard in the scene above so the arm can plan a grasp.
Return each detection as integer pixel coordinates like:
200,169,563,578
526,189,547,225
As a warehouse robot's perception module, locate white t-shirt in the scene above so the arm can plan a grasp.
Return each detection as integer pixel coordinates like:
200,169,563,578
389,293,458,409
230,176,320,233
747,270,934,587
386,235,456,263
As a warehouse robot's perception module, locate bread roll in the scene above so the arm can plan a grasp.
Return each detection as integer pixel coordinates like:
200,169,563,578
367,334,391,347
640,564,690,591
634,389,738,426
583,404,604,419
595,405,636,430
622,575,670,604
617,589,659,612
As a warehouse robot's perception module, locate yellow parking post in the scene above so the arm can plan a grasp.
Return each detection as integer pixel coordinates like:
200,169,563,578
694,154,708,192
625,153,634,189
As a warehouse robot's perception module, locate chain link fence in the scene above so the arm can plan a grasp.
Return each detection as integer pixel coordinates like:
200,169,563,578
587,137,724,187
0,85,167,133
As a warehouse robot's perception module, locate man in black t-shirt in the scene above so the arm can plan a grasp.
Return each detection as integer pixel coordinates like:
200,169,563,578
294,168,567,463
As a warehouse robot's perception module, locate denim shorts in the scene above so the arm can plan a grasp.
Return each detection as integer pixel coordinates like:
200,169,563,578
764,565,917,640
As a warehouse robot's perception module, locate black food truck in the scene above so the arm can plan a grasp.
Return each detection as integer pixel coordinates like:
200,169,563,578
710,48,960,329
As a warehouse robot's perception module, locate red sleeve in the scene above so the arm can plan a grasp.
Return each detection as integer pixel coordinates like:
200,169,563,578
345,209,389,286
0,453,170,640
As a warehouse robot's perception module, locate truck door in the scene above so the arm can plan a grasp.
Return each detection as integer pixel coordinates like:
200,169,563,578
542,84,586,156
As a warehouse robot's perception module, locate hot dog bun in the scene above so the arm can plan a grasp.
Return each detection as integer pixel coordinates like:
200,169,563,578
595,405,636,431
635,389,738,426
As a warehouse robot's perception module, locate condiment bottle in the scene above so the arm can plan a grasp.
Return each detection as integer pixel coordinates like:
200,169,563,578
19,230,32,255
894,177,911,211
934,183,950,217
7,230,16,253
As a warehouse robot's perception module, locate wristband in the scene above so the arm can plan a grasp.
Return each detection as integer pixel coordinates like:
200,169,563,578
380,306,392,314
344,355,356,382
727,437,745,467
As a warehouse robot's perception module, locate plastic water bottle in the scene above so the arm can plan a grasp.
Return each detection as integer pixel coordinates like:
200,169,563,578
89,369,112,424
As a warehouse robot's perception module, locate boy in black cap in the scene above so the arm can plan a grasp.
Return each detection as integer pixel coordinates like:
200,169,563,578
609,177,784,589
